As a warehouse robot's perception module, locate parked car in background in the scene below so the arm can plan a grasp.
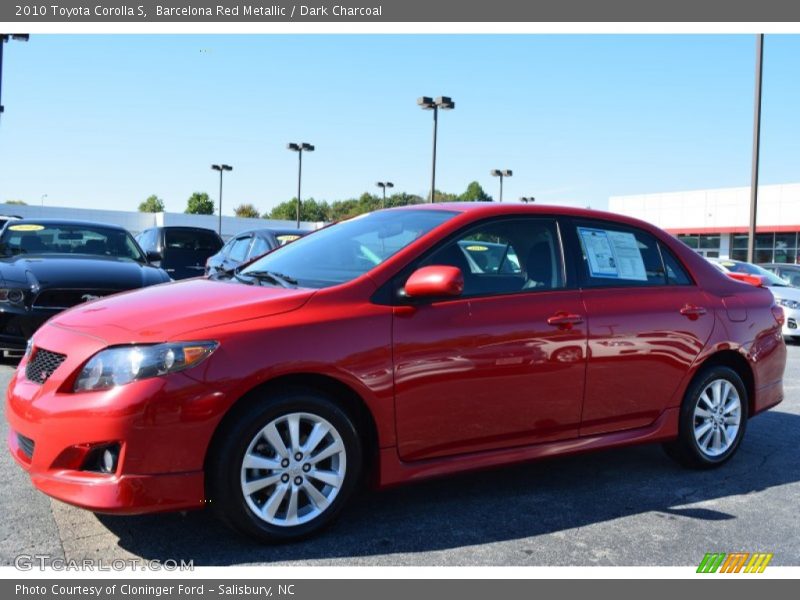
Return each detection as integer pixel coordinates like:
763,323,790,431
0,220,170,357
709,258,800,341
7,204,786,542
0,215,22,230
136,226,223,280
760,263,800,287
205,228,308,275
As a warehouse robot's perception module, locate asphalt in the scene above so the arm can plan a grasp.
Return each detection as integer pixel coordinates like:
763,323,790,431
1,346,799,567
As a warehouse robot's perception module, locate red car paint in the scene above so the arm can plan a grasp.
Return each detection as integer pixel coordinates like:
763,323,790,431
6,203,786,514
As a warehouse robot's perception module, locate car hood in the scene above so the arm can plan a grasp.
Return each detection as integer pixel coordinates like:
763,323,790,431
50,278,316,344
0,254,162,289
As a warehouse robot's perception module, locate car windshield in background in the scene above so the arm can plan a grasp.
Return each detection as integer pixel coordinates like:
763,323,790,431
165,228,223,252
0,223,145,262
240,209,457,288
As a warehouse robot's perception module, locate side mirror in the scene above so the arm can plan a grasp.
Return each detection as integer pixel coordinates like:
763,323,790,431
146,250,162,263
404,265,464,299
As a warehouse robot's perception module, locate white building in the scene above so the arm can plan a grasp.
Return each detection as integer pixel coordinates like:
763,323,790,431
0,204,322,240
609,182,800,263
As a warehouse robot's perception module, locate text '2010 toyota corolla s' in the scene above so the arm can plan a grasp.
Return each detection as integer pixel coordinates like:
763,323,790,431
5,204,786,542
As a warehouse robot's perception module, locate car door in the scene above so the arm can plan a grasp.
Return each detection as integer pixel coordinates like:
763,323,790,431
392,216,587,461
566,218,715,436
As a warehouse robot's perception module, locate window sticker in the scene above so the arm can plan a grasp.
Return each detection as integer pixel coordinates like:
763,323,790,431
578,227,647,281
8,224,45,232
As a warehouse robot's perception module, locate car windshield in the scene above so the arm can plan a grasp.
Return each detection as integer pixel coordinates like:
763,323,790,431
719,260,791,287
239,209,457,288
0,223,146,262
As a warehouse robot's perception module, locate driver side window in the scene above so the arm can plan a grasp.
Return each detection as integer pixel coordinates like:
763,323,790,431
419,218,565,297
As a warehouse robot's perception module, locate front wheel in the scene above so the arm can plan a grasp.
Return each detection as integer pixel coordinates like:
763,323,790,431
663,366,748,469
207,388,362,542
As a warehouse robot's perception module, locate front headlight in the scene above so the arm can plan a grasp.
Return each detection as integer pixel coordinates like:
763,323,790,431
0,288,26,304
73,341,218,393
777,298,800,310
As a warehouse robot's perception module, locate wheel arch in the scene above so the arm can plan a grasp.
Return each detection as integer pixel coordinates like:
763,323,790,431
204,372,380,483
693,349,755,417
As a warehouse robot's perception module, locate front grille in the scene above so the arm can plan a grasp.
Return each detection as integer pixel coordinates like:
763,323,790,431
16,433,35,460
25,348,67,384
33,289,118,309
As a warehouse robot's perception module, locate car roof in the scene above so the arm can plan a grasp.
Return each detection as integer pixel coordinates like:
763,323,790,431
3,218,128,231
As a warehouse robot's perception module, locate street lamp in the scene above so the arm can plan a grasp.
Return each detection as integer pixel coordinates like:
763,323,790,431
490,169,513,202
0,34,30,119
418,96,455,203
40,194,47,207
376,181,394,208
287,142,314,228
520,197,535,204
211,164,233,236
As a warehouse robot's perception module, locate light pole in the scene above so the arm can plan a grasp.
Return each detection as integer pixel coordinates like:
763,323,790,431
0,34,30,120
376,181,394,208
747,34,764,264
287,142,314,228
211,164,233,236
418,96,455,203
491,169,513,202
40,194,47,207
520,197,535,204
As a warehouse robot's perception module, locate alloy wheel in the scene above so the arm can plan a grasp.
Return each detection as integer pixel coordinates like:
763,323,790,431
692,378,742,458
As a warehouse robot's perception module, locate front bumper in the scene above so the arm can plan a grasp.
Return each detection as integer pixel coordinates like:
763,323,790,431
5,325,224,514
0,305,57,353
779,304,800,337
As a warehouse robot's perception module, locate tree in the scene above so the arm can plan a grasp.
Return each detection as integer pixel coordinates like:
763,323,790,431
185,192,214,215
138,194,165,213
266,198,330,222
386,192,424,208
4,199,27,205
429,189,458,203
459,181,493,202
233,203,260,218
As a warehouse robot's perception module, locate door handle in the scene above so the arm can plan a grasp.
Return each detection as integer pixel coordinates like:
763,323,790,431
547,313,584,328
680,304,707,319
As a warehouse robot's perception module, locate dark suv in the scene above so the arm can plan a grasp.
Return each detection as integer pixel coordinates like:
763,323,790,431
136,226,223,280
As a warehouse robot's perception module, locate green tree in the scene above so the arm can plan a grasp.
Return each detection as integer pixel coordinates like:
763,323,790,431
4,199,27,205
429,189,458,203
185,192,214,215
459,181,493,202
233,203,260,218
386,192,424,208
138,194,165,213
266,198,330,222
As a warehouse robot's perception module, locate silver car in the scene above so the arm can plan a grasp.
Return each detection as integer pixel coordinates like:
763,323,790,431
709,258,800,341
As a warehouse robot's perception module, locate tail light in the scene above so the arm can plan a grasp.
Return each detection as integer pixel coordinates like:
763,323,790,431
728,272,766,287
772,305,785,326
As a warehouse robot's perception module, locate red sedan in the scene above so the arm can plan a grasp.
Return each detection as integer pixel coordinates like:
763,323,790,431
5,204,786,542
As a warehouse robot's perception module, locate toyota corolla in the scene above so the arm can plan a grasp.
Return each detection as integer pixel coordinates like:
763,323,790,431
5,204,786,542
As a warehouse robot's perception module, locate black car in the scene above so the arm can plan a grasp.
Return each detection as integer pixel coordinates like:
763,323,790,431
136,226,223,280
0,220,170,356
760,263,800,287
204,228,308,275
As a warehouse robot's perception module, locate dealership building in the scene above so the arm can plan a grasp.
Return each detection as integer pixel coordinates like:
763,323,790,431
609,182,800,264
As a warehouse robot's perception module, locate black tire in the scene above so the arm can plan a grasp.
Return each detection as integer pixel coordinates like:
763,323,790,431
206,386,362,543
663,365,748,469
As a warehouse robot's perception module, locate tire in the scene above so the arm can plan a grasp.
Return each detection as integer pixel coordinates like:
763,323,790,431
206,386,362,542
663,365,748,469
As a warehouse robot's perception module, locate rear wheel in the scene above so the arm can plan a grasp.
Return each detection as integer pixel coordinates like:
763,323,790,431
207,388,362,542
663,366,748,469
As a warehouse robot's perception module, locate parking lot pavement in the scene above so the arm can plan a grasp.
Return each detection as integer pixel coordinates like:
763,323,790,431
2,347,799,568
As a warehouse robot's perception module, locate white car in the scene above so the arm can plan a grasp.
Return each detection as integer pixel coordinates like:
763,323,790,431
709,258,800,341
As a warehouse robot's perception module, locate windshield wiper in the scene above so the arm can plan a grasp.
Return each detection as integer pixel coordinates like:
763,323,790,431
237,269,298,289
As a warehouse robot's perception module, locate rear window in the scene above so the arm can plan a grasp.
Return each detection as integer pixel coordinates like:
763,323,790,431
165,229,222,252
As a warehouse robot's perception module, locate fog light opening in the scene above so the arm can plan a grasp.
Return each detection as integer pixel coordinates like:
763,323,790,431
81,443,120,474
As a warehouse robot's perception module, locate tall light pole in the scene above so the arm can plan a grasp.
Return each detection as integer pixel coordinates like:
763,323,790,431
40,194,47,207
418,96,455,203
520,197,535,204
376,181,394,208
491,169,513,202
211,164,233,236
0,34,30,120
287,142,314,228
747,34,764,264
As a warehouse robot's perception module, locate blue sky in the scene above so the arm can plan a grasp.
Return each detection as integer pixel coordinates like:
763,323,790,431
1,34,798,214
